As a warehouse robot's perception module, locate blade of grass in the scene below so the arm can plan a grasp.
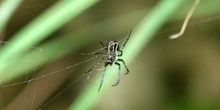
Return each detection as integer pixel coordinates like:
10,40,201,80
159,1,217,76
0,0,99,82
69,0,184,110
0,0,22,31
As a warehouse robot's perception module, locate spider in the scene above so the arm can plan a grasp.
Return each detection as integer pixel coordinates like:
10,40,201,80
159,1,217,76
85,30,132,92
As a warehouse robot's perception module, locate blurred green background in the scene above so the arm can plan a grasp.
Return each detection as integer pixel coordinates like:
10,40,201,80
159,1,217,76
0,0,220,110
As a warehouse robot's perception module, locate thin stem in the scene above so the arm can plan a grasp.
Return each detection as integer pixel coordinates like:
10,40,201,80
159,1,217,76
169,0,200,39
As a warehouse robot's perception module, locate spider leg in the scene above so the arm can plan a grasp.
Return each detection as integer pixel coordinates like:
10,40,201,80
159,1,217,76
98,62,108,92
85,57,104,73
99,41,105,47
87,51,106,56
117,59,129,75
111,62,121,86
118,50,123,56
122,29,132,49
81,46,107,56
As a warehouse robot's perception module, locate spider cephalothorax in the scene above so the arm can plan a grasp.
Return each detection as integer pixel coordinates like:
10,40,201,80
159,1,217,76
106,40,120,65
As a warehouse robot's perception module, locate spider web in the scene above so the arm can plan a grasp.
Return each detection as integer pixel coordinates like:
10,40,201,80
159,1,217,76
1,0,220,110
0,0,107,109
0,40,44,109
0,40,105,110
0,37,106,109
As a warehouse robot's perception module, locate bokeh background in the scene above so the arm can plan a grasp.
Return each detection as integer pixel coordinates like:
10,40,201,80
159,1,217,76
0,0,220,110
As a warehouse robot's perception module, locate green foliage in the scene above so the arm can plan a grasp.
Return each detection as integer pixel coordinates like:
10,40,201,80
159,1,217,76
1,0,220,110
